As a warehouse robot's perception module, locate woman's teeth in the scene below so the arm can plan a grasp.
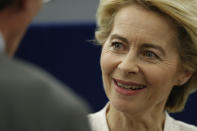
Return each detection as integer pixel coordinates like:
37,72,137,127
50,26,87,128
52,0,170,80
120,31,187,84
117,81,145,90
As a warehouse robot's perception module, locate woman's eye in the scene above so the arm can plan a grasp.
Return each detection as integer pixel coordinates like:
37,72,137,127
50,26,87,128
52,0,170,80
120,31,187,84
111,42,123,50
143,51,158,59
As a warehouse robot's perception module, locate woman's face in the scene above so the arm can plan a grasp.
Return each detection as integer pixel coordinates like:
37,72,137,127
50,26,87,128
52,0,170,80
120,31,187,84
100,5,191,114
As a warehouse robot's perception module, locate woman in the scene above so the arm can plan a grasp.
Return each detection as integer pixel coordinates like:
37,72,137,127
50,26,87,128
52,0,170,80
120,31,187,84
88,0,197,131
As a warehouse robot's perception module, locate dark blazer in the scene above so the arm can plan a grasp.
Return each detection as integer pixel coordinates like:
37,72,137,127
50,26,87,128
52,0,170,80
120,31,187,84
0,54,91,131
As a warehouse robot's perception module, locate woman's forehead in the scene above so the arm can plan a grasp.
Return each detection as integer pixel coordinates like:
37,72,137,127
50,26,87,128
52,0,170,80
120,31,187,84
109,4,180,51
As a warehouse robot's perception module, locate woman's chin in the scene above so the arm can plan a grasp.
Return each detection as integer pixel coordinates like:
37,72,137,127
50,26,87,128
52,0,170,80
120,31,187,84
109,99,142,114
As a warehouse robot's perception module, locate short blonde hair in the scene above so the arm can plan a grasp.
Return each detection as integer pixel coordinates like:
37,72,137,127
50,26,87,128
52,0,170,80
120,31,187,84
96,0,197,113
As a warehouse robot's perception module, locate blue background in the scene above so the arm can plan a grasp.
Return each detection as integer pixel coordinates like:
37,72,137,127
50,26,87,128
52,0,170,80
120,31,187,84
15,23,197,125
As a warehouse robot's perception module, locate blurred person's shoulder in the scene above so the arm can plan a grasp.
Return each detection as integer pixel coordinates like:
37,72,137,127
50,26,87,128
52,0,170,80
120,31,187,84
0,53,90,113
0,52,91,131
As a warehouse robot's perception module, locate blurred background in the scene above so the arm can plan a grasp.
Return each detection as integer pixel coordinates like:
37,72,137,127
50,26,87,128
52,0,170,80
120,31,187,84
15,0,197,125
34,0,99,23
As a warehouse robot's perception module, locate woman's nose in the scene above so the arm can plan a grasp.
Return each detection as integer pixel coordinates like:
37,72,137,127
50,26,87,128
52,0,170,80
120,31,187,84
117,53,139,74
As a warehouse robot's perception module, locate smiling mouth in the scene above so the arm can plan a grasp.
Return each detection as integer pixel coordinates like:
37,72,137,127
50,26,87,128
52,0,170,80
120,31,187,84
114,79,146,91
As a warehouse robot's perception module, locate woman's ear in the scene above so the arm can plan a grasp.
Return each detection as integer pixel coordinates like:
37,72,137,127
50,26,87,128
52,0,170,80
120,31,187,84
177,70,193,86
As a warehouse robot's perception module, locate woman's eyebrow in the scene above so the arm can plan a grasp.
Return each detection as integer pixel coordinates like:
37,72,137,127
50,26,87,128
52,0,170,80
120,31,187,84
110,34,129,44
141,43,166,56
109,34,166,56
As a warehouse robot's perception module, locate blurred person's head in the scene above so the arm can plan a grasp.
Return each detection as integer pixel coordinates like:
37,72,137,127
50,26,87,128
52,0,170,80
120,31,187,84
0,0,46,56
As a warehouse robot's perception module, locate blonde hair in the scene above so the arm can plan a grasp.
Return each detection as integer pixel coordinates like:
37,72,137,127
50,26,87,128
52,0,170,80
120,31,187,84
96,0,197,113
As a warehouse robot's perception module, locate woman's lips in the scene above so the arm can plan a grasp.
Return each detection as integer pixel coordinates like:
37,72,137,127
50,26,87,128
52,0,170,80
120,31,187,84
115,79,145,86
113,79,146,96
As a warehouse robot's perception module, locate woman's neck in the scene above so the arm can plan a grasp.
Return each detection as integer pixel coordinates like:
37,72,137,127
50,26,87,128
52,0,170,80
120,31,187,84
106,104,165,131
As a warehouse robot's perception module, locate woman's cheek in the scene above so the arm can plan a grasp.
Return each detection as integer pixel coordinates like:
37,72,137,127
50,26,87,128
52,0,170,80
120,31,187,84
101,50,120,75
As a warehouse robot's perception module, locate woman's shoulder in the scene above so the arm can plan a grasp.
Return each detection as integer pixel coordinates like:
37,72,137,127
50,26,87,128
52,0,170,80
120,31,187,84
88,103,109,131
165,113,197,131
